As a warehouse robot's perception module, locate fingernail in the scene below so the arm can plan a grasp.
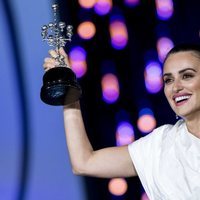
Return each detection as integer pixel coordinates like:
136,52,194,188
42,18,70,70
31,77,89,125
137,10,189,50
55,61,60,66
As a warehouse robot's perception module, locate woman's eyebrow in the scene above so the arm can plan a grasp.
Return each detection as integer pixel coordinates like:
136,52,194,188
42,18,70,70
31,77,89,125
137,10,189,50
162,73,171,78
178,67,197,74
163,67,197,78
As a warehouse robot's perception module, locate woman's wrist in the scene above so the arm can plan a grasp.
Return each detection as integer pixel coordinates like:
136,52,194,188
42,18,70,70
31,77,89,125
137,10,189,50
63,101,80,110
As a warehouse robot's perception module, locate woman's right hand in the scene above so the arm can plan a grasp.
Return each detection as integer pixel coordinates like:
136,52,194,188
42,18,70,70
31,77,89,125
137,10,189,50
43,47,70,72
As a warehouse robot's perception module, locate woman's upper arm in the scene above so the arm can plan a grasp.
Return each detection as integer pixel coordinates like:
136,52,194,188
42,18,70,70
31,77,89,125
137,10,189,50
81,145,137,178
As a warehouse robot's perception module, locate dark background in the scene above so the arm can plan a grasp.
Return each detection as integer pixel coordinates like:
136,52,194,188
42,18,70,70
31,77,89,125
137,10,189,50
58,0,200,199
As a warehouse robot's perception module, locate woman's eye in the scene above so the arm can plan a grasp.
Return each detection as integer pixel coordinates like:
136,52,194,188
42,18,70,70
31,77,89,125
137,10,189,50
164,78,173,84
182,74,194,79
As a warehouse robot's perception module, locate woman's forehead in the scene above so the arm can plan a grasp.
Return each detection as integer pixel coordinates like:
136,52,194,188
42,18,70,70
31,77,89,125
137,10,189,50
163,51,200,72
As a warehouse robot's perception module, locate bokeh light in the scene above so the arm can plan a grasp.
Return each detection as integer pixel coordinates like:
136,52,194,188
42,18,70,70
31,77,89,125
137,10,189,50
94,0,113,16
109,17,128,50
144,61,163,93
108,178,128,196
157,37,174,62
155,0,174,20
69,46,87,78
137,108,156,134
101,73,120,103
116,121,135,146
77,21,96,40
139,108,153,117
124,0,140,7
78,0,96,9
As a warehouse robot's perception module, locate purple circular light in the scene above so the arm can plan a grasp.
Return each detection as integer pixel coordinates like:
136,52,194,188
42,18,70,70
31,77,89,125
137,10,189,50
116,122,134,146
111,36,127,50
109,20,128,50
69,46,86,61
139,108,154,117
94,0,112,16
69,46,87,78
157,37,174,62
101,73,119,104
156,0,174,20
103,88,119,103
144,61,163,93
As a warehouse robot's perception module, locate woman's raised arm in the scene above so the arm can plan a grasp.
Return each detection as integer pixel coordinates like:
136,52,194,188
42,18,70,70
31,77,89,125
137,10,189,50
43,48,137,178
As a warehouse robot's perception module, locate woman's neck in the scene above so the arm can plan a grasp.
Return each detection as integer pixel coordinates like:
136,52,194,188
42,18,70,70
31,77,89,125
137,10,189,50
185,116,200,139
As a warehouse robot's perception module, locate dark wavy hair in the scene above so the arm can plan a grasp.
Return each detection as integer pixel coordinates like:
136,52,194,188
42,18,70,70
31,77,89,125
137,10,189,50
163,43,200,65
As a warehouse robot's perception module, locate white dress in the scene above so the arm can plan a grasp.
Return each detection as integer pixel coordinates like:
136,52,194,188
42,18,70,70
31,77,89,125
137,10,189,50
128,120,200,200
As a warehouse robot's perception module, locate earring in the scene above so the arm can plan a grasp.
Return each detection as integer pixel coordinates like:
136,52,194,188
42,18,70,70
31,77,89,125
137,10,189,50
176,114,179,120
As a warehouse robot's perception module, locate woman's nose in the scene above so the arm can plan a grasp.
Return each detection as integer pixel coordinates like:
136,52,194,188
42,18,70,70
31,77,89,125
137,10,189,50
172,79,183,93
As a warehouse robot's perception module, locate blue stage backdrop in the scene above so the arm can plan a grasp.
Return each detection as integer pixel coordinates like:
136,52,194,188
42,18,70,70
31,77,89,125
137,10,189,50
0,0,86,199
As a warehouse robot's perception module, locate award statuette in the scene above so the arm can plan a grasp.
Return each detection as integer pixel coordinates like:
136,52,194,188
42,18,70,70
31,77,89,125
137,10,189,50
40,4,81,105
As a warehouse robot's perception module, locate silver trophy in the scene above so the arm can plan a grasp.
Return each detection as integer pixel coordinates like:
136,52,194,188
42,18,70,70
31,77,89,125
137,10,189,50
40,4,81,105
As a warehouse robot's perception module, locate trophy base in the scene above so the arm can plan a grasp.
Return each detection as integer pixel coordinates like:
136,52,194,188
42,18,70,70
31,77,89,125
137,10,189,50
40,67,82,106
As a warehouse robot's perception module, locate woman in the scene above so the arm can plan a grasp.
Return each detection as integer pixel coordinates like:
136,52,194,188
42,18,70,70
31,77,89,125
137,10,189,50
43,44,200,199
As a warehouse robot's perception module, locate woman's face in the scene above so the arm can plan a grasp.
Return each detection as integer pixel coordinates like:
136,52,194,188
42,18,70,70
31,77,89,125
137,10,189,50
163,51,200,120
